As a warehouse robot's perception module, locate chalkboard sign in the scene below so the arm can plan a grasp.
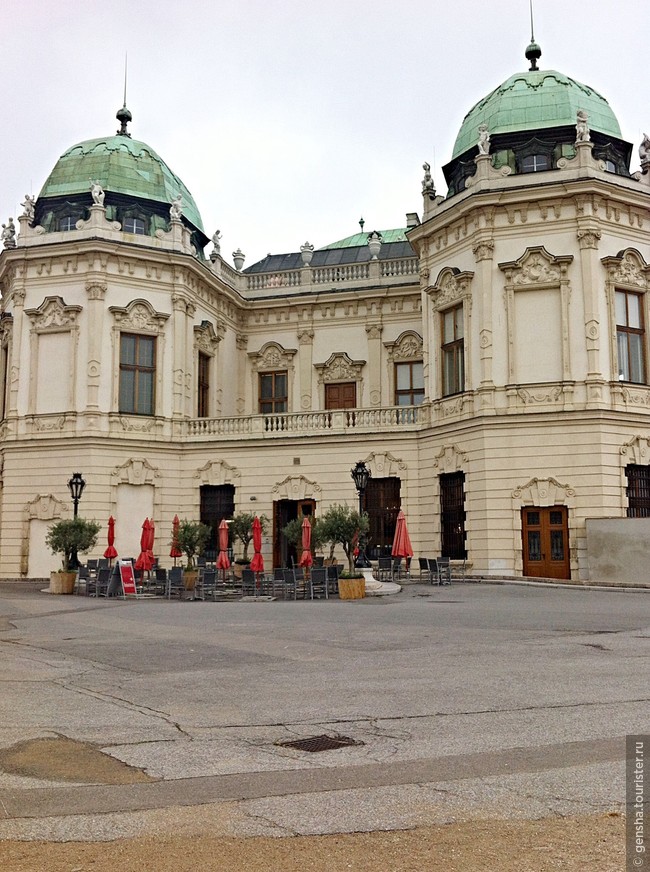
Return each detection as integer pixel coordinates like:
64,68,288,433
119,560,138,597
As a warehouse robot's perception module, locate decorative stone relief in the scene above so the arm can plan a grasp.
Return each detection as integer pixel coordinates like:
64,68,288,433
585,320,599,341
472,240,495,262
111,458,160,486
621,435,650,464
429,267,474,308
194,320,221,356
499,246,572,286
297,328,314,345
384,331,423,362
25,296,82,332
619,388,650,407
118,416,157,432
85,281,107,300
195,459,240,486
601,249,648,289
315,352,365,384
479,329,492,349
512,477,575,507
432,444,468,473
516,386,563,404
25,493,67,521
365,451,407,479
109,299,170,332
272,475,322,501
365,323,383,340
577,228,601,250
249,341,297,371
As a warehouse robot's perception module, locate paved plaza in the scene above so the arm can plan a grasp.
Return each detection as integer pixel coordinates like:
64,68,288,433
0,580,648,841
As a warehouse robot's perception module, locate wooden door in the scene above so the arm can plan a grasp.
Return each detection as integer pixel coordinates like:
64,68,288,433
521,506,570,579
273,499,316,568
325,382,356,409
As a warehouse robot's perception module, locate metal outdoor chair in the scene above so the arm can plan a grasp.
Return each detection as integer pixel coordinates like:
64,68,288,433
197,567,216,600
94,567,111,597
309,566,329,599
167,566,184,598
282,567,297,599
326,563,342,595
377,557,393,583
241,568,257,596
417,557,431,583
437,557,452,585
154,567,168,595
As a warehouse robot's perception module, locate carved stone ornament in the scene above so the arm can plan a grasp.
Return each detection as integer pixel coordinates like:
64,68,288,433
25,296,82,331
499,246,573,286
249,341,297,372
516,386,562,404
472,240,495,262
432,444,468,473
576,228,601,250
512,476,575,507
430,268,474,308
194,321,221,355
272,475,322,500
109,299,170,332
601,249,648,289
365,451,407,478
315,352,365,383
385,331,423,361
111,457,160,486
25,493,67,521
85,281,107,301
195,459,240,486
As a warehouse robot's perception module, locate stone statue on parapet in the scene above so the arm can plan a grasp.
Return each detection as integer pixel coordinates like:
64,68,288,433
212,230,222,253
90,180,105,205
575,110,590,143
1,218,16,248
170,195,183,220
477,124,491,155
21,194,35,221
640,134,650,170
421,162,435,195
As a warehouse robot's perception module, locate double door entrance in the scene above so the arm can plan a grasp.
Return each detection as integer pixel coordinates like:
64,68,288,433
521,506,570,579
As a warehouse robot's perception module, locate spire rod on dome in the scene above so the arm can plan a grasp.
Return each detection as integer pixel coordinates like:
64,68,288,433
116,52,132,137
525,0,542,71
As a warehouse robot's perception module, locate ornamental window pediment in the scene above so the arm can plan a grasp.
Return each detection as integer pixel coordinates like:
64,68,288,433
248,341,297,372
499,246,573,287
428,267,474,309
25,296,82,332
601,249,649,290
384,331,423,361
109,299,169,333
315,352,365,383
194,320,221,356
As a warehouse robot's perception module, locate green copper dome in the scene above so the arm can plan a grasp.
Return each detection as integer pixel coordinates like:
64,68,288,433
452,69,622,160
39,134,204,232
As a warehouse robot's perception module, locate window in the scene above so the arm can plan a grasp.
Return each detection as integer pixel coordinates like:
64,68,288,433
626,465,650,517
197,352,210,417
604,159,616,173
123,216,146,234
440,471,466,559
521,154,550,173
200,484,235,560
58,216,77,231
616,290,646,383
119,333,155,415
395,361,424,406
363,477,401,559
259,371,287,413
441,305,464,396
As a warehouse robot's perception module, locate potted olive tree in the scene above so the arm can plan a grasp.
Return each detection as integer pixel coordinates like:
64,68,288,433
46,518,101,594
319,504,370,599
230,512,269,577
176,519,211,590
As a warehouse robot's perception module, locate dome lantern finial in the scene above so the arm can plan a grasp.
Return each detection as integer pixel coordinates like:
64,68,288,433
116,53,132,137
525,0,541,71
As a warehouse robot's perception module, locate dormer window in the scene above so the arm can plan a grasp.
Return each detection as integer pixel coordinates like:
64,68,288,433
123,216,146,235
58,216,78,231
604,159,616,173
521,154,550,173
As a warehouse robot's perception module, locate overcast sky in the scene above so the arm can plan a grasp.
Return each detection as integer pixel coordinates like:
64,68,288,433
2,0,647,266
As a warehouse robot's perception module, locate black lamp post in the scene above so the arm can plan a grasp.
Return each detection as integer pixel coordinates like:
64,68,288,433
67,472,86,569
350,460,371,568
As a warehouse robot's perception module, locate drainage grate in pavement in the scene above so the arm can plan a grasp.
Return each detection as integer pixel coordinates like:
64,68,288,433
276,734,364,753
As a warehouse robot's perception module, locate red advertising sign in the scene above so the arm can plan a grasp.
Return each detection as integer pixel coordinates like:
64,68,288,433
119,560,138,597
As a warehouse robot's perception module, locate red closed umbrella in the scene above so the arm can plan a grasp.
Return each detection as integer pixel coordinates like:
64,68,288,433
216,519,231,571
298,516,313,568
391,510,413,560
135,518,154,571
170,514,182,565
249,516,264,573
147,519,156,565
104,515,118,562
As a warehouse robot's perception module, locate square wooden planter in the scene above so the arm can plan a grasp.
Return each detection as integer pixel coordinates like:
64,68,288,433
338,577,365,600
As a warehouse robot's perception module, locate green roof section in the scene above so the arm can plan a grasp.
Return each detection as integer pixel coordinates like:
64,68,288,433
319,228,409,250
452,69,622,159
39,135,204,232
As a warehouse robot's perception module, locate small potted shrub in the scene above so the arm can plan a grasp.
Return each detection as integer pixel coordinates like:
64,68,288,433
319,504,369,599
230,512,269,577
176,519,210,590
46,518,101,594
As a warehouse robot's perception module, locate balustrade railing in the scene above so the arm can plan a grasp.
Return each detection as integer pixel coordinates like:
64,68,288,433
182,404,426,439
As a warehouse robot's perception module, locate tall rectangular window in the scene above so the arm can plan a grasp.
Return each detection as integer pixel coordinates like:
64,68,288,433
197,352,210,417
616,290,645,383
441,305,464,396
626,465,650,517
440,471,466,559
119,333,155,415
259,371,287,414
395,361,424,405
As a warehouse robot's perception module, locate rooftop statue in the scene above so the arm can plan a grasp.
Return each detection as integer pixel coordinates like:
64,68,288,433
90,180,105,206
170,195,183,220
477,124,490,155
21,194,35,221
640,133,650,167
421,162,435,195
1,217,16,248
212,230,222,253
575,110,591,143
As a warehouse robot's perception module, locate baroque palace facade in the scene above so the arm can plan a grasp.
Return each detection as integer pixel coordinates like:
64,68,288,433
2,42,650,581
